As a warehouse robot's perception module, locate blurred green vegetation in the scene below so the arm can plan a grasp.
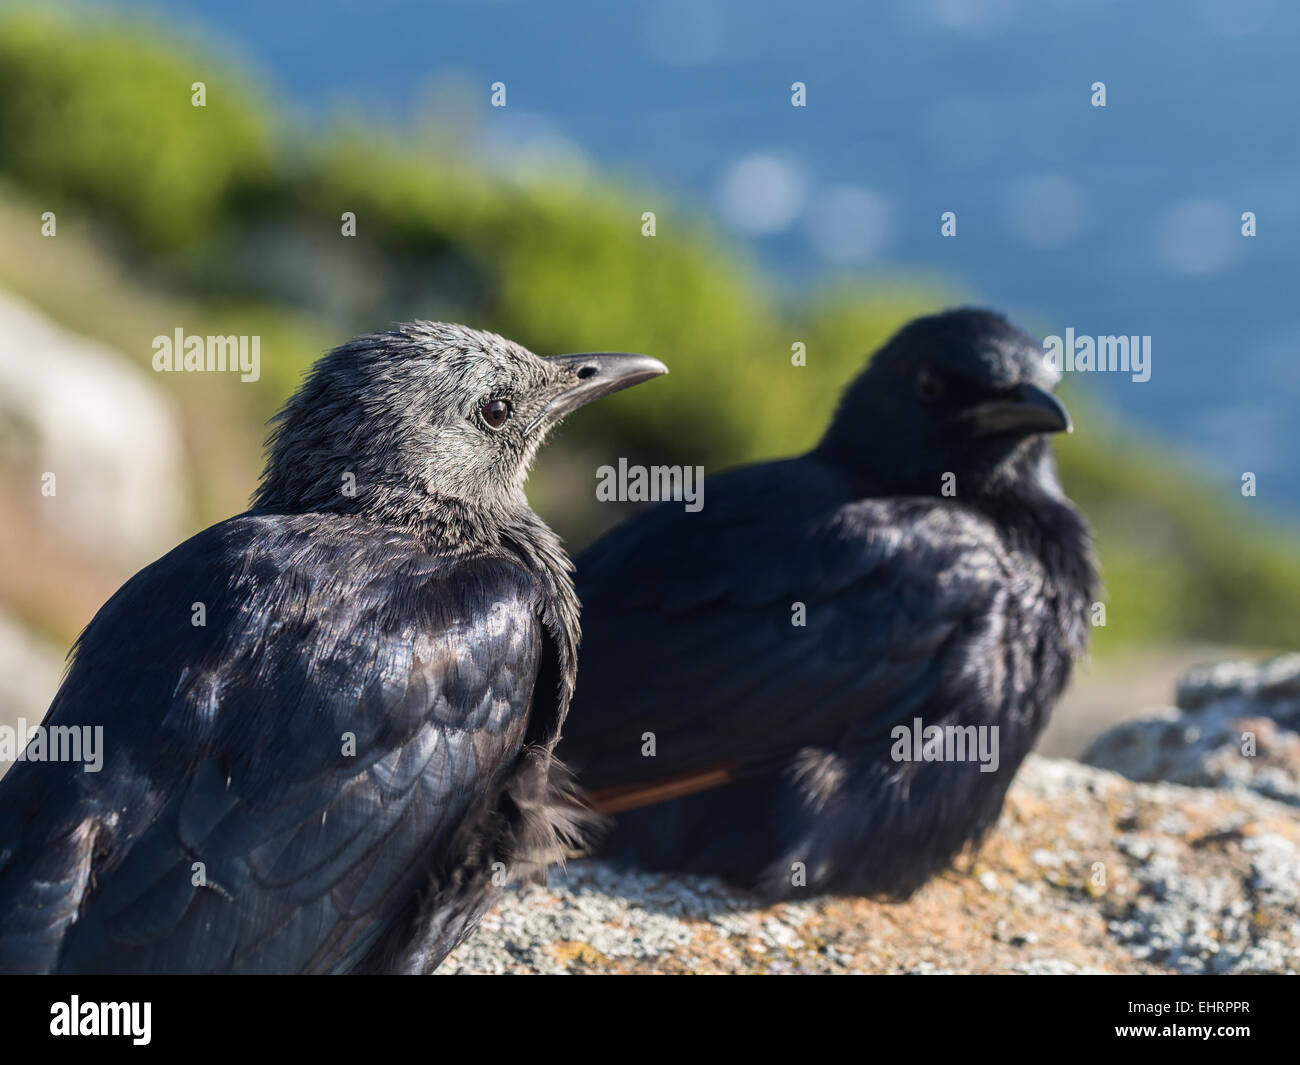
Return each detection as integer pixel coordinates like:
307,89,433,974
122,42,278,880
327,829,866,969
0,8,275,250
1,5,1298,656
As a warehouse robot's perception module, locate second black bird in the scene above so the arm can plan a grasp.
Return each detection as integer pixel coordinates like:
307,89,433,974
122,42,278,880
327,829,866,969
560,308,1098,900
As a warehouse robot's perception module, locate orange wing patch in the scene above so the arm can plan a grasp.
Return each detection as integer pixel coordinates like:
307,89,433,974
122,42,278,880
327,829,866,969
585,760,738,815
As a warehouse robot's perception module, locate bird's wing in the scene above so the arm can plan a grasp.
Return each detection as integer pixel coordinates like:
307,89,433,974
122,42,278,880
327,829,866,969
563,461,1019,800
0,514,549,974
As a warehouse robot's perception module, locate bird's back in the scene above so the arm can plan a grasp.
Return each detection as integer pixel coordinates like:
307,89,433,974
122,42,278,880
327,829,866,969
0,513,555,973
562,451,1092,897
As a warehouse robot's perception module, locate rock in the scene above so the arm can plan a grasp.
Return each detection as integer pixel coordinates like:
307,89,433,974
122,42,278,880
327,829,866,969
1084,655,1300,808
1176,654,1300,714
442,756,1300,974
0,288,184,562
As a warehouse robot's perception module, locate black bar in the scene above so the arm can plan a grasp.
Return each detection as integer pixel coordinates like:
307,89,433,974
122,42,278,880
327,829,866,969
0,974,1287,1053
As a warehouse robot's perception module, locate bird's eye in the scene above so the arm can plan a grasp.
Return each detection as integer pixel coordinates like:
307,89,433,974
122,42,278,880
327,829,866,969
479,398,512,430
915,370,944,402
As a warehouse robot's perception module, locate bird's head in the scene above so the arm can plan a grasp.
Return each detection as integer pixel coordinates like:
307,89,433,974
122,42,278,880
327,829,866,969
254,322,666,531
817,308,1071,499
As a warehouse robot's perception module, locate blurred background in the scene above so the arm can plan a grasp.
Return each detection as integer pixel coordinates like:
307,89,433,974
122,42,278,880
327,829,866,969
1,0,1298,756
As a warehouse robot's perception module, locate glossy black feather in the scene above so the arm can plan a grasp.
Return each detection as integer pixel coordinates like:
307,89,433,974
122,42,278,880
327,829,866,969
0,515,554,973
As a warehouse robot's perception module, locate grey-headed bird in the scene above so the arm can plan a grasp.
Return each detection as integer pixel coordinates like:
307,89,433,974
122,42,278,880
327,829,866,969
0,322,665,973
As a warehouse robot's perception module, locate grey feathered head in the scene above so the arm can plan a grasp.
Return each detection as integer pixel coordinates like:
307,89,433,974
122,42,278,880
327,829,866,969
254,322,665,532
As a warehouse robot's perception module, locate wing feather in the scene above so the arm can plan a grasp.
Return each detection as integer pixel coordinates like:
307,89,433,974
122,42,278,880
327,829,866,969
0,513,546,974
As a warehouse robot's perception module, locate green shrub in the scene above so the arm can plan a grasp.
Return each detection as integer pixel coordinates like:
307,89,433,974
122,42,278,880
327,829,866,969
0,8,274,251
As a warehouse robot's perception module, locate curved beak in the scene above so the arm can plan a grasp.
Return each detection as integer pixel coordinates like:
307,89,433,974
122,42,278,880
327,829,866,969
528,352,668,432
965,382,1072,438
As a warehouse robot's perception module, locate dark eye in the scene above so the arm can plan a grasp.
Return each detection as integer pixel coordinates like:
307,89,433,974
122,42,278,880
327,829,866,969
479,398,512,430
916,369,944,402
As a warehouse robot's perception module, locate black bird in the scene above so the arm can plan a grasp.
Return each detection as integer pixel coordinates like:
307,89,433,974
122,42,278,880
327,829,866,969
559,308,1097,900
0,322,665,973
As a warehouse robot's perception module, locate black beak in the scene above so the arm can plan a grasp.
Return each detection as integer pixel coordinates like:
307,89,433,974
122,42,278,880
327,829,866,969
528,352,668,432
965,382,1072,438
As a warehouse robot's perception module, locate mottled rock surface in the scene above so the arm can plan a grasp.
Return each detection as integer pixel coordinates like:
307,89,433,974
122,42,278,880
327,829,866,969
1085,654,1300,808
443,756,1300,975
